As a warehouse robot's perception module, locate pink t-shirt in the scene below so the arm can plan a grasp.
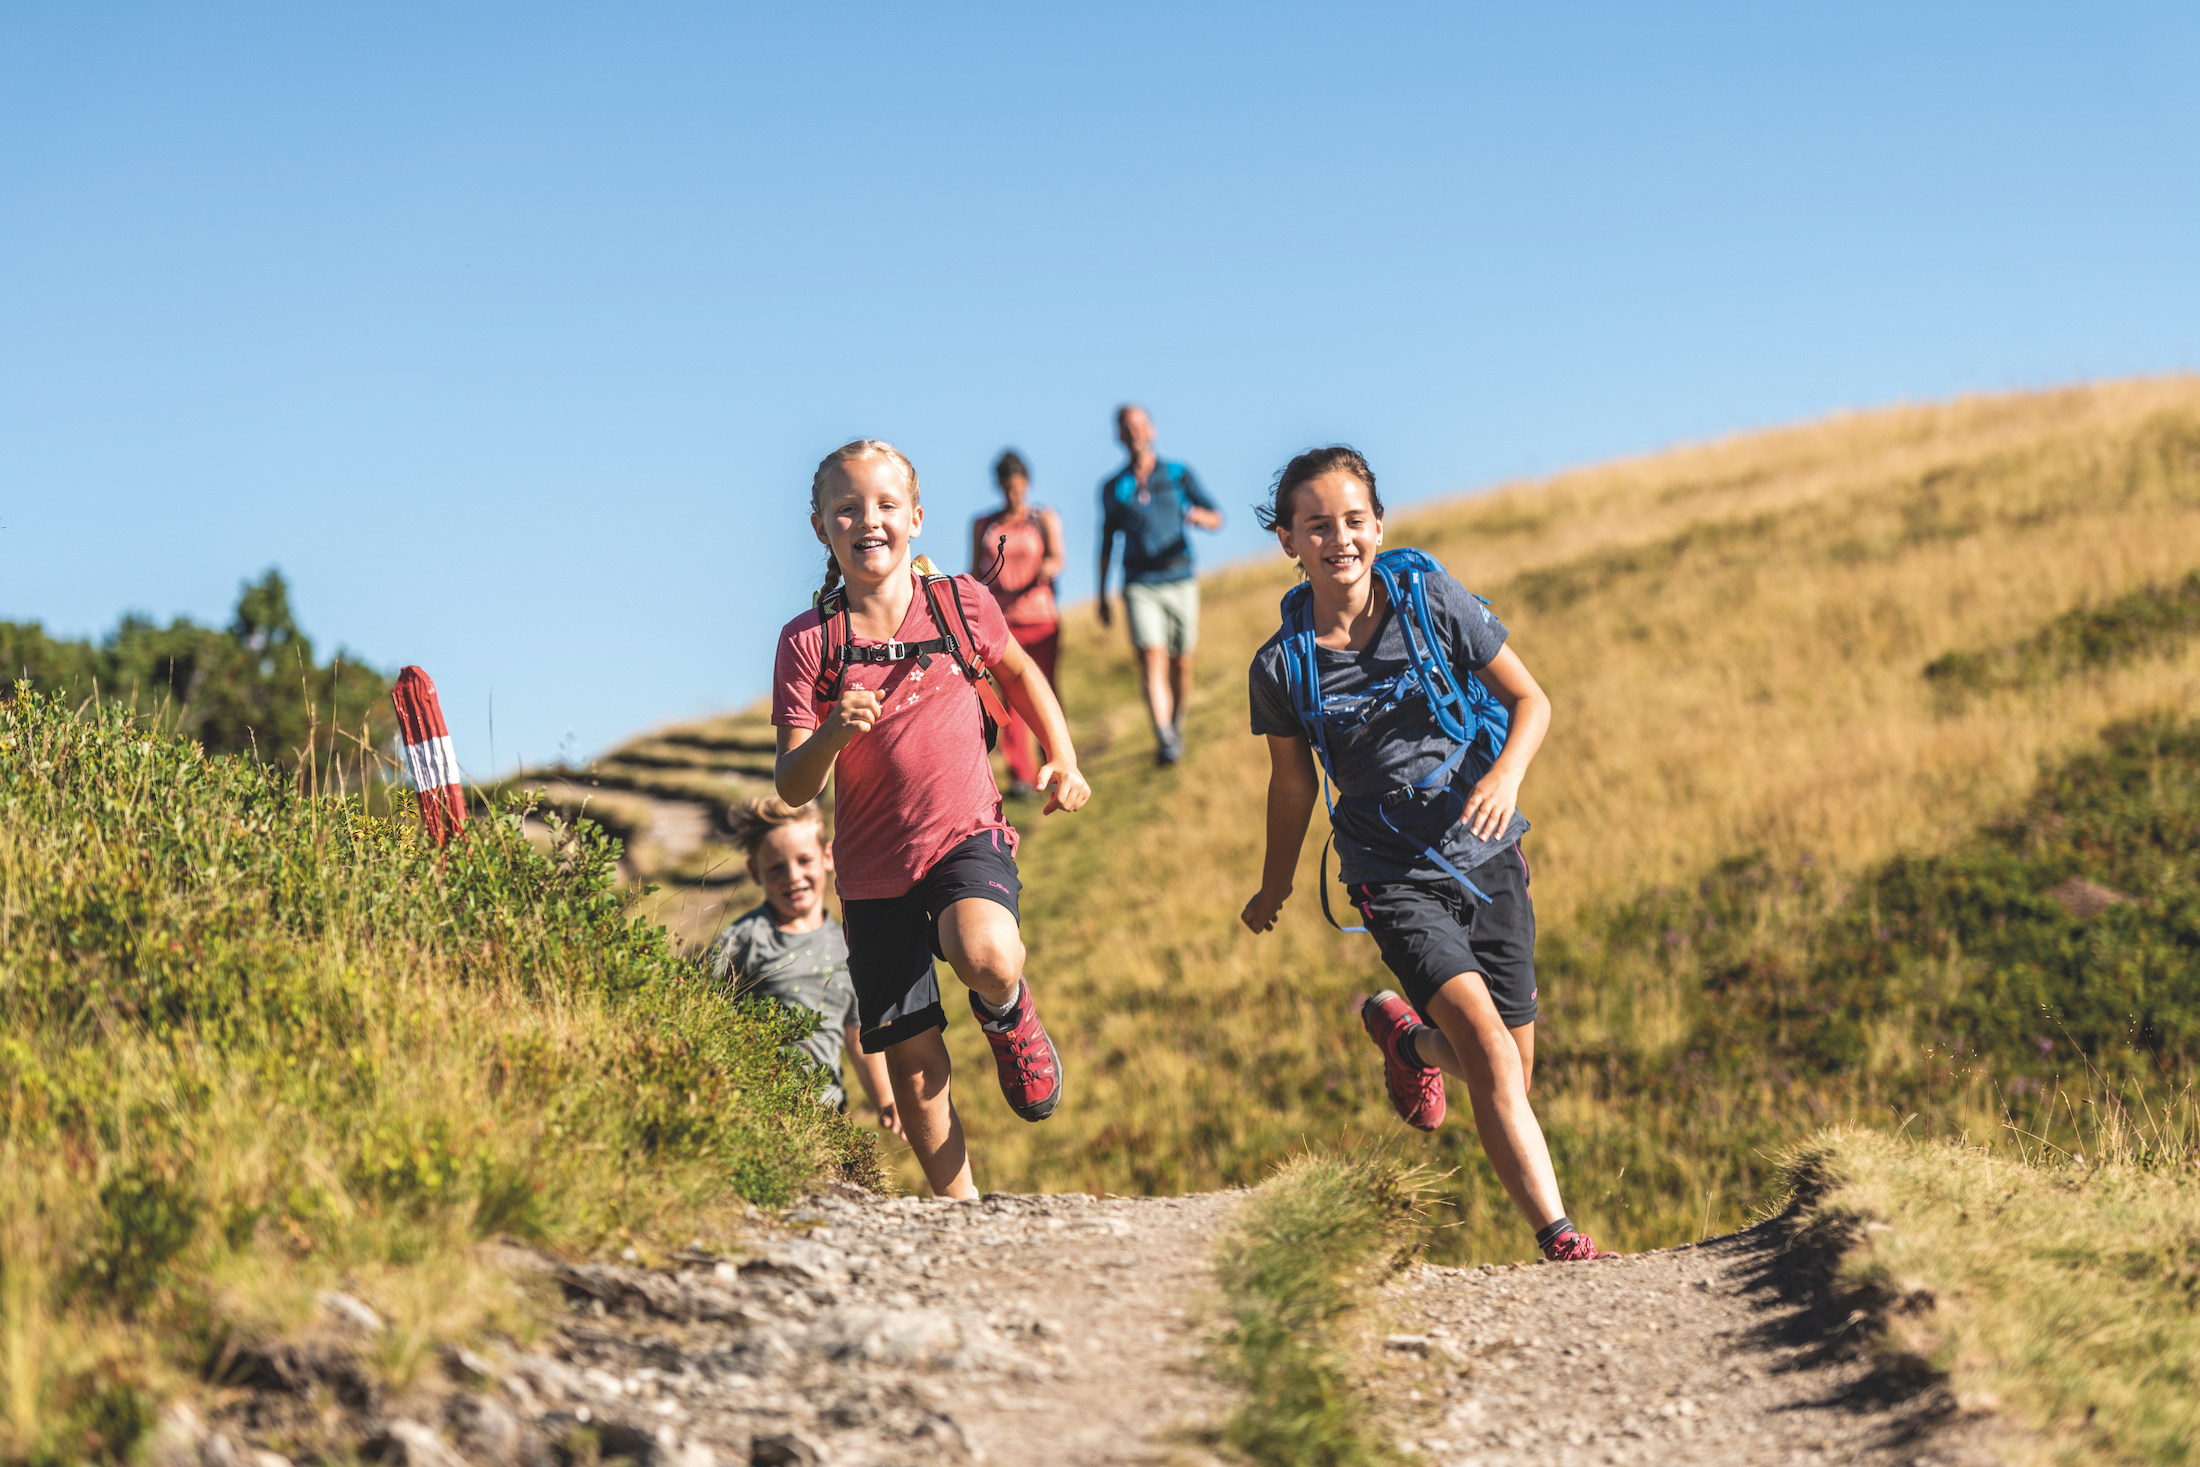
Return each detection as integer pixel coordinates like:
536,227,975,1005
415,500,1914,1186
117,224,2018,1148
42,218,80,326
772,574,1017,900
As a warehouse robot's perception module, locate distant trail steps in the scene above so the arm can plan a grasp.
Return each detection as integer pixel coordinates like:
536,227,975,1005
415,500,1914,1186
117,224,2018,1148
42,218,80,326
502,708,783,951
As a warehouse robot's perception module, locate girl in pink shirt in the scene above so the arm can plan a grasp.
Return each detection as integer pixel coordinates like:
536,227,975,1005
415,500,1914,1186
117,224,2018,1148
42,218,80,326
773,439,1090,1199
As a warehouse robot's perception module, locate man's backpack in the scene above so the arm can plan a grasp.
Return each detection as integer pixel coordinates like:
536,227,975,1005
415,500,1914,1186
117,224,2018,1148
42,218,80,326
811,558,1012,751
1276,547,1510,928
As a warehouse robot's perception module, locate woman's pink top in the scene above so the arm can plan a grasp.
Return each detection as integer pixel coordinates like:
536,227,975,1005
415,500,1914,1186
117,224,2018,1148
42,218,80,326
973,510,1057,627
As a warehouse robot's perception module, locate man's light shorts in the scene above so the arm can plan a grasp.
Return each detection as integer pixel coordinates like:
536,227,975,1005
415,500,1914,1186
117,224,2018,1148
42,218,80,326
1125,579,1200,656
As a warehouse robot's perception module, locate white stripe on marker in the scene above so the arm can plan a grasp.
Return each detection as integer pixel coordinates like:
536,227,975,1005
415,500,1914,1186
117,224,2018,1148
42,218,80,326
401,734,461,792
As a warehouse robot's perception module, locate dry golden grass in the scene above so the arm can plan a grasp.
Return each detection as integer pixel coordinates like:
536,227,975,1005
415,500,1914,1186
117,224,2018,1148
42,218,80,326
1783,1098,2200,1467
857,377,2200,1254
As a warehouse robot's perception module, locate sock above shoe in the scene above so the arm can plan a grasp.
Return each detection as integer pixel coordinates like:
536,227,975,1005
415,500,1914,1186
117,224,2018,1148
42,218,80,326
978,981,1024,1022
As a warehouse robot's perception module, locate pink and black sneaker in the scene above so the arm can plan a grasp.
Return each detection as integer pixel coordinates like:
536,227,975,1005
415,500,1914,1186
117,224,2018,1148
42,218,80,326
971,983,1063,1122
1358,990,1445,1132
1540,1226,1602,1262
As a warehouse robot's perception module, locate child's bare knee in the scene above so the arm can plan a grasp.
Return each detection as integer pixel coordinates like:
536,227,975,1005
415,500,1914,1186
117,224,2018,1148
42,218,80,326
885,1037,951,1094
967,931,1025,984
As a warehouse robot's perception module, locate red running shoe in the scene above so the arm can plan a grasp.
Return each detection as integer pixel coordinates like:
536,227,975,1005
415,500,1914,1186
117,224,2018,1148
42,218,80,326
971,984,1062,1122
1358,990,1445,1132
1542,1228,1602,1262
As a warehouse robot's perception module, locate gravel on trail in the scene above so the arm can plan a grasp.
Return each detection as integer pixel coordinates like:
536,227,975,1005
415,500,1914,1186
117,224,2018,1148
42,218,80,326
182,1188,1996,1467
1378,1225,2000,1467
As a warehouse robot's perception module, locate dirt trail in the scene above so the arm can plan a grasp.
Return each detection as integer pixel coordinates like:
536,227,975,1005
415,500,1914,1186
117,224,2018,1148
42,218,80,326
203,1191,1995,1467
1381,1226,1997,1467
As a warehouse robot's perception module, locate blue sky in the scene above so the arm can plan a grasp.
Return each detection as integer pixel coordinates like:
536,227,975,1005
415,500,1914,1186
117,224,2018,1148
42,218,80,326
4,3,2195,771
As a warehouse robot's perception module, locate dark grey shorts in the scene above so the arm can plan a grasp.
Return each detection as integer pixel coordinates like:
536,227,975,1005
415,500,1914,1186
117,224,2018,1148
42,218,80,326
841,828,1021,1053
1348,842,1537,1028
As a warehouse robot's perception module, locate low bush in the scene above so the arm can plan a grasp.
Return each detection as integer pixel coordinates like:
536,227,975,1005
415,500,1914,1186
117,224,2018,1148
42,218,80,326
0,690,871,1464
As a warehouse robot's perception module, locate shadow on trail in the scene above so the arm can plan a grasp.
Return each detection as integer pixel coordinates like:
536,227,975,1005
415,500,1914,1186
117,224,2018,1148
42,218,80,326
1721,1220,1976,1459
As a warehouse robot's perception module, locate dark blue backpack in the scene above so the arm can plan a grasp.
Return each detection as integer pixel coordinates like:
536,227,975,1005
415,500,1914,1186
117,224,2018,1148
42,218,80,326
1277,547,1510,929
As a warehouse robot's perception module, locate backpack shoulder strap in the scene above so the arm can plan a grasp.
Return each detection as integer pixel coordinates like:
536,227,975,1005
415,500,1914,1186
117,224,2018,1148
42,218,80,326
917,571,1014,729
1373,548,1474,746
810,586,851,706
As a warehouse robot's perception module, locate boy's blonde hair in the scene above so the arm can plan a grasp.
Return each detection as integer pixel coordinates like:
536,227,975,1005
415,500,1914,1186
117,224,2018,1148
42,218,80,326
810,439,920,598
728,795,826,860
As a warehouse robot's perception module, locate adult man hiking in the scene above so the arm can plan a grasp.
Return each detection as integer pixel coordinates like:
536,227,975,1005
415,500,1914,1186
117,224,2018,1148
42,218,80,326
1097,403,1223,765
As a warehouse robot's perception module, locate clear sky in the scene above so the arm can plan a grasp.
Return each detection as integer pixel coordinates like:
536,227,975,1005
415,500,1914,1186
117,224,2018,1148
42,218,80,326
5,3,2195,772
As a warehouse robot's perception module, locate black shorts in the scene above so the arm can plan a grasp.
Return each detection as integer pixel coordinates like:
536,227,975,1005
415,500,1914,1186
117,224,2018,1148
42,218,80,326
841,828,1021,1053
1349,842,1537,1028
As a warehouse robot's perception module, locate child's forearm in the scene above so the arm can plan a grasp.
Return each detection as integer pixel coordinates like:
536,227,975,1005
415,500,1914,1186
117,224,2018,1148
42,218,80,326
774,729,842,806
1260,772,1319,898
1489,688,1551,782
1005,661,1077,770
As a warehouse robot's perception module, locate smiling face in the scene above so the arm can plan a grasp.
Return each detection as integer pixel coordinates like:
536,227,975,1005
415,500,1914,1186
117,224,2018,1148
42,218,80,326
750,822,832,926
1277,470,1384,593
1002,472,1031,514
813,452,923,587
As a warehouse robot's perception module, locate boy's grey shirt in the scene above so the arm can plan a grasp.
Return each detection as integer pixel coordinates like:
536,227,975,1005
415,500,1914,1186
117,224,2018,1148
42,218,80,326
1247,568,1530,885
708,904,856,1107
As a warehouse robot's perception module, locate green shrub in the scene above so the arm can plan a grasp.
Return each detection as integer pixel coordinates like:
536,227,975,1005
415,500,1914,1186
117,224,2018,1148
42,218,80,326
0,689,870,1462
1924,569,2200,701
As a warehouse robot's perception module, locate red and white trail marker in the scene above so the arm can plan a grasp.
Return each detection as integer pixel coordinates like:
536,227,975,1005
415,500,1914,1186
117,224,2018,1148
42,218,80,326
390,666,467,846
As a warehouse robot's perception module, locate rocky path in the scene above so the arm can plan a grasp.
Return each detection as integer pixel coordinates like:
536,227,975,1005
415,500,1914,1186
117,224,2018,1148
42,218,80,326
190,1190,1994,1467
1379,1226,1996,1467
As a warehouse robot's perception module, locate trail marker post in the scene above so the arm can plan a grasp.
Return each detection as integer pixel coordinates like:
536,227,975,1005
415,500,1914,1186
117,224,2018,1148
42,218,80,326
391,666,467,846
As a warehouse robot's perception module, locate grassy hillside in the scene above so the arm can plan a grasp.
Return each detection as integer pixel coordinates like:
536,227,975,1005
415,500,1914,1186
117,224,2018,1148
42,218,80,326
0,693,869,1465
1784,1120,2200,1465
601,378,2200,1262
943,377,2200,1255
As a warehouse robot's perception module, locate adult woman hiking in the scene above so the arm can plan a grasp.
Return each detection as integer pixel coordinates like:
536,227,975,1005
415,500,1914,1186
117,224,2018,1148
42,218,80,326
971,449,1065,800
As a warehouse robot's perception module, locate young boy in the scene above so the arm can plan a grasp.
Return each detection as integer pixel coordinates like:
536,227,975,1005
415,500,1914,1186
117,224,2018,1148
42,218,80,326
710,796,902,1137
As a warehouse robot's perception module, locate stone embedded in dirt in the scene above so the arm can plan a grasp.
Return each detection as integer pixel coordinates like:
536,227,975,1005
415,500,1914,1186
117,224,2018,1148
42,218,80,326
151,1404,208,1467
445,1393,523,1467
315,1290,386,1335
749,1432,826,1466
368,1420,468,1467
2044,877,2132,919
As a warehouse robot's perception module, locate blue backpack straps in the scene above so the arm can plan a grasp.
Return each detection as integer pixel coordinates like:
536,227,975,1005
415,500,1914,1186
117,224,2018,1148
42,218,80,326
1277,583,1368,933
1279,550,1508,925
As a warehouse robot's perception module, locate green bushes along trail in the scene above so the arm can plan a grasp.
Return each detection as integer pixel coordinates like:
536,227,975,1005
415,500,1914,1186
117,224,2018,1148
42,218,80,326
0,690,871,1464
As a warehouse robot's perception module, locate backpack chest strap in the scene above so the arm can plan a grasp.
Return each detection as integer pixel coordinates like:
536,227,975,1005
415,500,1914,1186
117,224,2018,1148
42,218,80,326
836,634,956,667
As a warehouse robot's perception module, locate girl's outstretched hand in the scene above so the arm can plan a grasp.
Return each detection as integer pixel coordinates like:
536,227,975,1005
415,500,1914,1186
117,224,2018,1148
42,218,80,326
1035,761,1091,815
1241,886,1288,934
822,689,883,743
1460,765,1523,841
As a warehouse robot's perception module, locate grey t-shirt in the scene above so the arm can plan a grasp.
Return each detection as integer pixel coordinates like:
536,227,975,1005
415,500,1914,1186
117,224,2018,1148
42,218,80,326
708,904,856,1107
1248,569,1530,885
